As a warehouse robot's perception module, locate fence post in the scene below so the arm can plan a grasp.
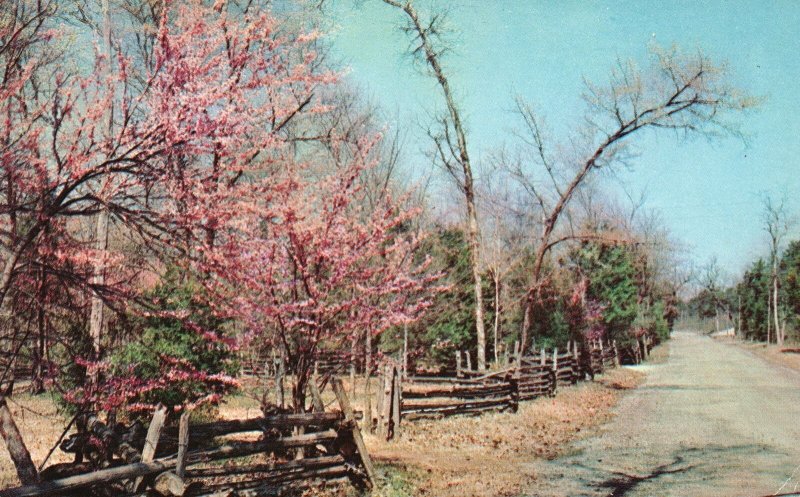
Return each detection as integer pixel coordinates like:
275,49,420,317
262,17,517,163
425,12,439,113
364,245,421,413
465,351,472,372
540,347,546,366
380,365,392,439
391,366,401,439
508,376,519,413
456,351,462,378
332,378,377,488
275,354,285,408
613,340,620,367
513,340,520,364
133,404,167,492
552,347,558,392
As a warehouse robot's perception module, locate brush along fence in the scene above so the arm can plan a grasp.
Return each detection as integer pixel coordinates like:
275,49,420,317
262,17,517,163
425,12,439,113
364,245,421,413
374,341,620,440
1,380,374,497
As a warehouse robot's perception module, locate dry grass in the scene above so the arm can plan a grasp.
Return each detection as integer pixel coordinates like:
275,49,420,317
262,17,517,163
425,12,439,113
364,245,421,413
0,392,72,488
367,368,643,497
728,339,800,373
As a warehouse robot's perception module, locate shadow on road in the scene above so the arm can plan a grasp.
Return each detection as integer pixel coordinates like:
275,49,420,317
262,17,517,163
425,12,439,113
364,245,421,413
591,444,781,497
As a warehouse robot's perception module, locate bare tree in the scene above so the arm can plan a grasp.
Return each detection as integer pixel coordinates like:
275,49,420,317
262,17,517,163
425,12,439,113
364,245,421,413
506,47,754,350
762,193,793,346
378,0,488,370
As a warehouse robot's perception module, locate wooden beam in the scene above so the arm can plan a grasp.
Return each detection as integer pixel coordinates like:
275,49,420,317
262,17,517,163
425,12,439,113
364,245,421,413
134,404,167,492
331,378,376,488
175,410,191,480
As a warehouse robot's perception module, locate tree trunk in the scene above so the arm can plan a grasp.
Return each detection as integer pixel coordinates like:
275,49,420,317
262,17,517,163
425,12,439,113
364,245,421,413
767,288,771,344
493,272,501,365
364,329,372,433
0,396,39,484
773,267,782,346
380,0,486,370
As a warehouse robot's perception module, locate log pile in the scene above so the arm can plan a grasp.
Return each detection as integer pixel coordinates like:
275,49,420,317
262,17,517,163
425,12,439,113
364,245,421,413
1,381,374,497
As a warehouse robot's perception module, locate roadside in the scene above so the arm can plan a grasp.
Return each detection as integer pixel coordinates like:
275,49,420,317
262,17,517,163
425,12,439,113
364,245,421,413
368,368,643,497
722,337,800,374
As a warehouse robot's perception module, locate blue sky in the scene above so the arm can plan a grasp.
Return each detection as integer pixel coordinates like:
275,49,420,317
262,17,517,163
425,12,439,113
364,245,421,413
327,1,800,279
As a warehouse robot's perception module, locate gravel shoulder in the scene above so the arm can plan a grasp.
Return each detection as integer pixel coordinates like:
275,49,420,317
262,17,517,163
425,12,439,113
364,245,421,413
528,331,800,497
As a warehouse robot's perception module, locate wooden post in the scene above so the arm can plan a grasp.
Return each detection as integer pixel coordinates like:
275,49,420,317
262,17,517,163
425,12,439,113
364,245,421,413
456,351,462,377
331,378,376,488
465,351,472,371
0,396,38,484
540,347,546,366
508,376,519,413
552,348,558,392
309,377,325,414
134,404,167,492
275,354,285,408
175,410,190,480
613,340,620,367
381,365,393,439
374,368,383,435
513,340,520,363
391,367,401,439
503,346,509,367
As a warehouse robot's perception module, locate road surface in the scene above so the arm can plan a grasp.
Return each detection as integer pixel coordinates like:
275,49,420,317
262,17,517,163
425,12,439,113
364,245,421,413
530,331,800,497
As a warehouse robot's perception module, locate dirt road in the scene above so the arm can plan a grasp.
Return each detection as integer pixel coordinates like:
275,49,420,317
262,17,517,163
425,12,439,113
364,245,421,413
530,331,800,497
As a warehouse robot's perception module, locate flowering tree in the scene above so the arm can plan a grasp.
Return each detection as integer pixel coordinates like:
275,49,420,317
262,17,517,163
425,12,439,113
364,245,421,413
203,134,439,411
0,0,342,481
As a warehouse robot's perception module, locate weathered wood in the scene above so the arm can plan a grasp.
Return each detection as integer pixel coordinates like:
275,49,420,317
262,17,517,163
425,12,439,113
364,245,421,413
401,396,513,412
309,378,325,414
379,365,392,438
153,471,185,497
162,412,347,440
540,348,546,366
465,351,472,371
455,351,462,377
331,378,376,488
275,355,285,408
175,410,191,480
186,455,344,478
134,404,167,492
391,367,401,438
0,396,38,485
1,432,340,497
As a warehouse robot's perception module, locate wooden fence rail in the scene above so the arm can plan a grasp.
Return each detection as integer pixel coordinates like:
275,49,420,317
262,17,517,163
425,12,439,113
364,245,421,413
374,340,621,440
1,383,374,497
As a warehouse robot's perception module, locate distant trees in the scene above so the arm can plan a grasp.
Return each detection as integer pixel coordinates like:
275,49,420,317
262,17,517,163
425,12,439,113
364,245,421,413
500,47,754,352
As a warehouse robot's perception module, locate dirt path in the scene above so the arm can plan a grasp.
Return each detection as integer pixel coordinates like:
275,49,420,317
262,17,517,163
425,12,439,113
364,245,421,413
529,331,800,497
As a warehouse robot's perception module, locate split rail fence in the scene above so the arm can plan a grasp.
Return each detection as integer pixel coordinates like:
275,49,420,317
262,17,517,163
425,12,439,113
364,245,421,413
373,340,621,440
0,380,374,497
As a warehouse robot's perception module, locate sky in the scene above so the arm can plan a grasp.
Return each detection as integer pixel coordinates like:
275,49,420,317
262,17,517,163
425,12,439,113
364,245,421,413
326,0,800,280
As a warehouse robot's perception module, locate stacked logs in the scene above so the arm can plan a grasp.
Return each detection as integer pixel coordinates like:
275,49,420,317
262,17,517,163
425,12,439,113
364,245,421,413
1,380,375,497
